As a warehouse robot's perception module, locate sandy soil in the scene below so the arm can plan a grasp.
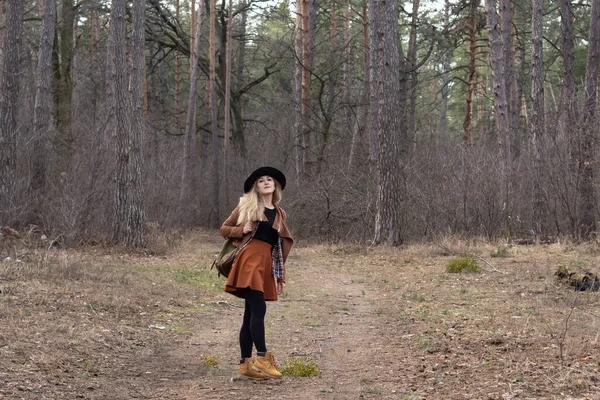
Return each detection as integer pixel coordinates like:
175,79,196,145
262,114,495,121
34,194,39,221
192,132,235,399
1,233,599,399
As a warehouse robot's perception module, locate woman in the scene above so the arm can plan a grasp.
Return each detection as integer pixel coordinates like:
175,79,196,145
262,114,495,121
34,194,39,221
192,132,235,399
220,166,294,380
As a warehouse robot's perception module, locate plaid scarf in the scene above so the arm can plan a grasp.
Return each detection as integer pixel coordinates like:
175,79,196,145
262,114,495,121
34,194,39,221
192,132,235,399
271,236,285,281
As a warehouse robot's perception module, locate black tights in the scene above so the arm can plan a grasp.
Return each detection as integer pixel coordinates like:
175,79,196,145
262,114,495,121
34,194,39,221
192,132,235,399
239,288,267,359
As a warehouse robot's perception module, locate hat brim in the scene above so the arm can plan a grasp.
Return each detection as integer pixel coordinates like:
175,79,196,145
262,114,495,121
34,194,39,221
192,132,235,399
244,167,286,193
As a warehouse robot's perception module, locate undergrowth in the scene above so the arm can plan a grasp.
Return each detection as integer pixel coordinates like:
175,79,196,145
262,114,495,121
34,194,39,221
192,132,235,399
281,357,320,377
446,254,481,273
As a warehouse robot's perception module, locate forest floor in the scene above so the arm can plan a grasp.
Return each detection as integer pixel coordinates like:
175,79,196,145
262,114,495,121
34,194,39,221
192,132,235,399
1,231,600,400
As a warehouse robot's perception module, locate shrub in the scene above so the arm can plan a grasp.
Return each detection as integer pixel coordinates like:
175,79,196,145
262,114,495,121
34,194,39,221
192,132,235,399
202,355,219,367
491,245,510,258
446,254,481,273
281,358,320,377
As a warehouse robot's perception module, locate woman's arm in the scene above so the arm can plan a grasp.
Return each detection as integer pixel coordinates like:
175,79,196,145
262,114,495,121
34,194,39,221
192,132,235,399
220,208,244,239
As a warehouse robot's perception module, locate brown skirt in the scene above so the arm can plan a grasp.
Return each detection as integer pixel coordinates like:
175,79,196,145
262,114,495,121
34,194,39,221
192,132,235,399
225,239,277,301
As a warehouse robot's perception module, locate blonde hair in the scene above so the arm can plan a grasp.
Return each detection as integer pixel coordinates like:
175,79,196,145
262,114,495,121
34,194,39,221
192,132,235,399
236,179,282,225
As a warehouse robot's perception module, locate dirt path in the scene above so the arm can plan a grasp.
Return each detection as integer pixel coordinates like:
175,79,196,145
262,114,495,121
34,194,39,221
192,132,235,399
180,248,393,399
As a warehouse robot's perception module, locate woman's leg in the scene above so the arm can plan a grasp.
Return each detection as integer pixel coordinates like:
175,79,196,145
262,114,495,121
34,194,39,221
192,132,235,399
244,288,267,353
239,297,254,360
247,287,281,378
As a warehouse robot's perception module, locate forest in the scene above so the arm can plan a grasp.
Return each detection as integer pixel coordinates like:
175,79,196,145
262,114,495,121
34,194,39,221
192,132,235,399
1,0,599,247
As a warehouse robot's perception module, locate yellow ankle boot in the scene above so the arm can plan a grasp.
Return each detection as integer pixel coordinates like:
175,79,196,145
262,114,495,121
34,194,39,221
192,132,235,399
252,351,282,379
239,358,268,380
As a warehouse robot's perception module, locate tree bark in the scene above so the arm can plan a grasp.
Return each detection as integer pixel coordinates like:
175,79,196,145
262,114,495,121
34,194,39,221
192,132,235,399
88,8,100,132
236,0,247,93
223,0,233,209
329,0,337,108
309,0,317,68
531,0,547,235
500,0,519,157
88,8,97,64
209,0,220,227
342,0,351,131
54,0,75,179
126,0,147,247
0,0,24,222
370,0,406,245
301,0,313,177
485,0,510,154
31,0,57,216
190,0,196,73
367,0,379,168
294,0,303,179
0,1,4,50
224,0,233,152
560,0,577,137
406,0,420,150
175,0,181,110
439,0,450,146
463,0,478,146
349,7,369,168
181,0,204,205
578,0,600,238
110,0,131,244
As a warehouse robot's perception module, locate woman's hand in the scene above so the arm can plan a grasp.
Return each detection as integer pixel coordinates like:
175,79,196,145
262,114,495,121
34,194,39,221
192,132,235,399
242,220,253,234
276,280,285,295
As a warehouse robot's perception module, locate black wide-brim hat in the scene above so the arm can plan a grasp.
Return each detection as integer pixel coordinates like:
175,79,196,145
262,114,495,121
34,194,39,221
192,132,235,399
244,166,286,193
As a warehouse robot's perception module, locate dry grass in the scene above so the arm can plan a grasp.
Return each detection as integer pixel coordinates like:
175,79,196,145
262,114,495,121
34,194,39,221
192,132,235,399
1,232,599,399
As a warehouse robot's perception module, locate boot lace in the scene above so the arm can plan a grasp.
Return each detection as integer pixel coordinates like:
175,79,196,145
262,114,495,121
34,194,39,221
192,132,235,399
267,352,279,369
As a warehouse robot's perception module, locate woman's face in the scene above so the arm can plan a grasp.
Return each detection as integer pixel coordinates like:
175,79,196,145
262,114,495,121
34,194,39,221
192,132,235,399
256,175,276,196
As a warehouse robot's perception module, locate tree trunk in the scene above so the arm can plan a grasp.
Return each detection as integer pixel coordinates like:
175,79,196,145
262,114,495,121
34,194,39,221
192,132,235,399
209,0,220,227
181,0,204,205
236,0,247,93
126,0,147,247
463,0,478,146
485,0,510,154
578,0,600,238
316,81,334,178
110,0,131,244
223,0,233,210
515,10,526,146
439,0,450,146
301,0,313,177
309,0,317,68
342,0,351,131
0,0,24,222
175,0,181,110
190,0,196,72
560,0,577,138
531,0,547,235
0,2,4,50
349,9,369,169
329,0,337,107
31,0,56,218
88,8,96,64
370,0,406,245
294,0,303,180
500,0,519,158
54,0,75,179
367,1,379,168
406,0,419,150
477,68,486,138
88,9,100,132
224,0,233,150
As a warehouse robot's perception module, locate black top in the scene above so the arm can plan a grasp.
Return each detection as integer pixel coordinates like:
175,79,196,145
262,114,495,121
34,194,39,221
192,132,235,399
253,207,279,247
